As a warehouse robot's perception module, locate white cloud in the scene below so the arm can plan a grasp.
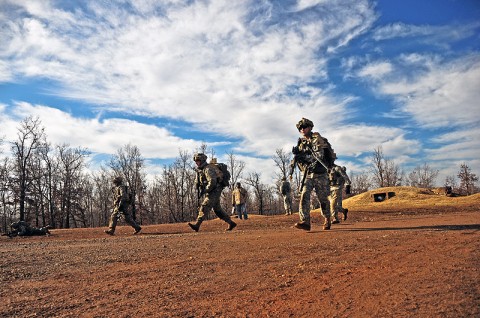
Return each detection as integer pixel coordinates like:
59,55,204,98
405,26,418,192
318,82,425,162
357,61,393,79
427,127,480,162
372,22,480,42
295,0,327,11
2,102,204,159
5,0,466,186
381,55,480,128
0,0,381,160
0,0,375,121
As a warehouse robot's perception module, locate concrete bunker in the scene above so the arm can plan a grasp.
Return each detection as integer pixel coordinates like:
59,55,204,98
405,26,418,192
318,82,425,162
372,192,395,202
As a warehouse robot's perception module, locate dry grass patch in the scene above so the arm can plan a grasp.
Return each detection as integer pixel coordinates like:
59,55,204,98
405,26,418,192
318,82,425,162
343,186,480,213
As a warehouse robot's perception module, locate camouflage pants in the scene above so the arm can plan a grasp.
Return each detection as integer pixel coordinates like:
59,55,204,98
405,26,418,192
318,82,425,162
108,207,141,233
18,227,49,236
282,194,292,214
329,185,344,221
197,186,232,223
299,173,330,224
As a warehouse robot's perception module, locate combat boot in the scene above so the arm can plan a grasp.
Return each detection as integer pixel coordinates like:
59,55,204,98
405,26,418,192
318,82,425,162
188,221,202,232
343,208,348,221
226,221,237,231
133,226,142,235
294,221,311,231
104,229,115,236
323,218,331,230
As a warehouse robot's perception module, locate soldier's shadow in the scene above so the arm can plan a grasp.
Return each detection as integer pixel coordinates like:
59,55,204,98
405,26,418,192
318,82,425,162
138,231,187,236
328,224,480,232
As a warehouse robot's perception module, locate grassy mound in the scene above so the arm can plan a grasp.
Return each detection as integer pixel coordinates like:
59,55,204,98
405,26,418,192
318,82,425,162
343,186,480,212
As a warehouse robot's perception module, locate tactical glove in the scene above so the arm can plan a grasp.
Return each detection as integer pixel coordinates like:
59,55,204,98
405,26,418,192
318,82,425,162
292,138,302,155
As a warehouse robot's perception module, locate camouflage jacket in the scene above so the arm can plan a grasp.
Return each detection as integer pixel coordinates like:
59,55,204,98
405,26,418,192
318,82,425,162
195,162,219,193
113,185,128,209
11,221,32,236
280,181,291,195
296,132,335,174
329,165,351,187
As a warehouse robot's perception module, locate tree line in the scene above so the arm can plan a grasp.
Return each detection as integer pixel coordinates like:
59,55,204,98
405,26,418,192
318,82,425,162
1,117,478,232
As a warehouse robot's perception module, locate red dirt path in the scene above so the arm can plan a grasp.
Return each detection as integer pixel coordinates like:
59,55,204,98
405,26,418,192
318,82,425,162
1,190,479,318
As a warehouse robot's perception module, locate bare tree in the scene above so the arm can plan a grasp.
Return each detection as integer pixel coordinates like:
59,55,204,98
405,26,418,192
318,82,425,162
0,156,14,232
92,167,113,227
170,150,197,222
406,163,439,188
11,116,45,221
272,148,291,180
350,172,371,195
370,146,403,188
370,146,385,188
38,142,61,228
109,144,147,222
457,163,478,195
222,151,246,215
225,151,245,191
57,144,89,228
245,171,267,215
444,175,458,192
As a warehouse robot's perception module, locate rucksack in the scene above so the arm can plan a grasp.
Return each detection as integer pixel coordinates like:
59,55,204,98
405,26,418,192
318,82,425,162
209,162,231,187
123,185,134,205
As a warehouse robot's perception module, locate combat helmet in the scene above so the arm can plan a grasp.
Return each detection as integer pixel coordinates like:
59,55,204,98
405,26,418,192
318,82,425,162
296,117,314,131
193,153,208,163
113,176,123,185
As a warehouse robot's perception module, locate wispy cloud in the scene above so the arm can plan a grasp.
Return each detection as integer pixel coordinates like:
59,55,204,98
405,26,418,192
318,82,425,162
381,55,480,128
2,102,204,159
0,0,377,155
357,61,393,79
0,0,478,186
372,21,480,42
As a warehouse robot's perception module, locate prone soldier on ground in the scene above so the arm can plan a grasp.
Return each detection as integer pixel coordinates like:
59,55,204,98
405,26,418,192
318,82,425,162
3,221,51,237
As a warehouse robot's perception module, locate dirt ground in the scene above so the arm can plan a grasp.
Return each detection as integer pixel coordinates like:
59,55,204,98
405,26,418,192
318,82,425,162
1,187,479,318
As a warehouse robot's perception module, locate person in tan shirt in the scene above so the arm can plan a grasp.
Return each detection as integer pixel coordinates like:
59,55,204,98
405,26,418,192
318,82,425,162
232,182,248,220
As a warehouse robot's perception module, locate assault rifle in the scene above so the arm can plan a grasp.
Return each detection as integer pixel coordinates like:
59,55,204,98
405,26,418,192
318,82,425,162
304,143,330,171
291,140,331,193
195,171,205,208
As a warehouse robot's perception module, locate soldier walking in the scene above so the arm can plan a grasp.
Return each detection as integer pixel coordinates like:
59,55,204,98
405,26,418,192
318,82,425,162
105,176,142,236
188,153,237,232
329,165,351,223
291,118,336,231
280,177,293,215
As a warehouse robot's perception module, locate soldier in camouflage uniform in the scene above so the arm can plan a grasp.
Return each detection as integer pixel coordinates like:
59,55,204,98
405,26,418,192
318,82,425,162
280,177,293,215
188,153,237,232
329,165,352,223
10,221,50,236
105,176,142,236
291,118,335,231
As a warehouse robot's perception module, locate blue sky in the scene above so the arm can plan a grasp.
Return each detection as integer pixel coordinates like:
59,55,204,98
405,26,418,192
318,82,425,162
0,0,479,186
